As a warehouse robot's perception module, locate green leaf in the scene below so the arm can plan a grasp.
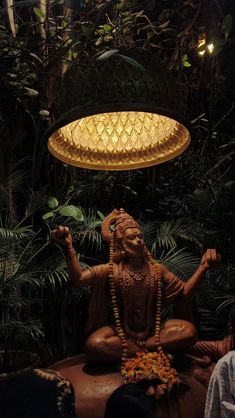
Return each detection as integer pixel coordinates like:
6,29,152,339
29,52,43,64
96,28,105,36
221,14,233,40
158,20,170,30
182,55,191,67
118,54,146,72
59,205,76,217
47,196,59,209
81,22,94,38
95,38,103,46
97,49,119,61
135,10,145,18
97,210,105,220
72,51,79,59
39,110,50,118
59,205,84,221
33,7,45,18
183,61,191,67
42,212,55,220
23,87,39,97
123,16,133,24
104,35,113,43
71,206,84,222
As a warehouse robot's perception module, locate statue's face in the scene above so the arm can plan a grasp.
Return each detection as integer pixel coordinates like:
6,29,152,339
122,227,145,257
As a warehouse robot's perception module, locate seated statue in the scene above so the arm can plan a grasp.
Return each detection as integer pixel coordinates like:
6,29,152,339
51,208,220,389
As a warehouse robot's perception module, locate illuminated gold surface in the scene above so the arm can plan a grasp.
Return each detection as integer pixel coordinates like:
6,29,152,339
48,111,190,170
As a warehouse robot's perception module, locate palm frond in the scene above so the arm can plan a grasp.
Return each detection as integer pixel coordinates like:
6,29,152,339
58,286,90,305
24,185,49,217
42,266,68,290
3,272,42,289
157,248,200,280
7,168,26,192
75,208,104,253
143,218,202,255
184,188,215,215
0,294,36,309
0,319,44,348
216,297,235,315
194,308,226,340
0,227,33,241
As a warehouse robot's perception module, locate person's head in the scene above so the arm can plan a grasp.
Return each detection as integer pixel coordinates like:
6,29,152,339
104,383,155,418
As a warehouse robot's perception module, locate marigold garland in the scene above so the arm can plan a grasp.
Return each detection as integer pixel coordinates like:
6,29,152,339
108,235,178,391
121,351,177,387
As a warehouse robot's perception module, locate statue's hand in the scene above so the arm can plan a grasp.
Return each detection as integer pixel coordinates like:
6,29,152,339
126,339,140,357
50,226,73,250
200,248,221,271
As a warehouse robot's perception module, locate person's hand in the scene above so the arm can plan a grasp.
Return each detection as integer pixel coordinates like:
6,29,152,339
200,249,221,271
50,226,73,251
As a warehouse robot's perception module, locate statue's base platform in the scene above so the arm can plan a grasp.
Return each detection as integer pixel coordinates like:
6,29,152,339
51,354,214,418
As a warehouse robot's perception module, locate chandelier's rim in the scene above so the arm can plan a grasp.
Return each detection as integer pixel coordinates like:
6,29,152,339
46,103,192,141
47,131,190,171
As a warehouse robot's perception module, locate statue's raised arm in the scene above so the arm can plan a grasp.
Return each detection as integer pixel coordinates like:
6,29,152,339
159,248,221,300
50,226,102,287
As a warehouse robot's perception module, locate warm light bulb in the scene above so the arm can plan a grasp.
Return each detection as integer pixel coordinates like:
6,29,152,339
197,35,214,56
198,37,206,49
198,50,205,56
207,43,214,54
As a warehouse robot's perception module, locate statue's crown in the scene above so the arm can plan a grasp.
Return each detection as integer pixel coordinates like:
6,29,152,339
114,208,140,232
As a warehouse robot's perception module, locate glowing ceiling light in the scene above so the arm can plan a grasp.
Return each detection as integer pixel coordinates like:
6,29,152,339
47,49,191,170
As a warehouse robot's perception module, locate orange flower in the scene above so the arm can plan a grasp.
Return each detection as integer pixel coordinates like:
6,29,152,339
121,350,177,392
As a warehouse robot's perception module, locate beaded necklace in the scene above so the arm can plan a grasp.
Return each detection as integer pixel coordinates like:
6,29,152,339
123,264,148,282
121,262,154,287
108,233,177,390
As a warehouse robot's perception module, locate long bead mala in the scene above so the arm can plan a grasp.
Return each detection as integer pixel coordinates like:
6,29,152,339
145,247,177,388
108,237,177,389
108,234,128,364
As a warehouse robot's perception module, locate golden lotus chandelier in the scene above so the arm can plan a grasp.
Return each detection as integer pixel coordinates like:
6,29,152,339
47,50,191,170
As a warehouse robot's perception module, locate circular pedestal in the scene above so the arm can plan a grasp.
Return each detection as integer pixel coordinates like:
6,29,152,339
51,355,122,418
51,354,212,418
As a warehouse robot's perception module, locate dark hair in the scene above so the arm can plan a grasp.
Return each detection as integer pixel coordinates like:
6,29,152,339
104,383,155,418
